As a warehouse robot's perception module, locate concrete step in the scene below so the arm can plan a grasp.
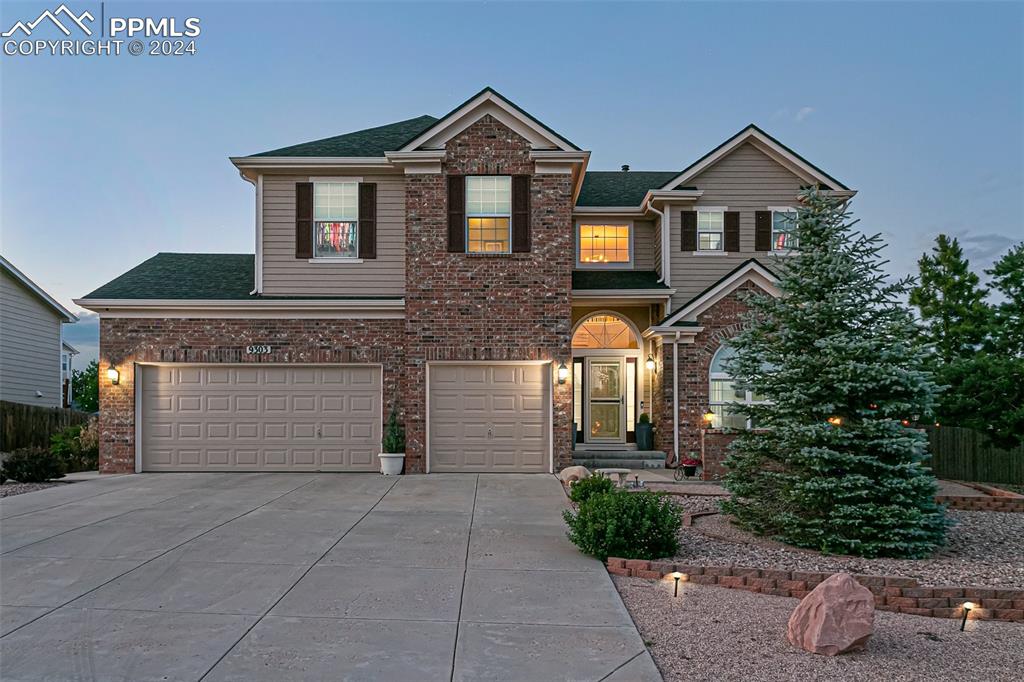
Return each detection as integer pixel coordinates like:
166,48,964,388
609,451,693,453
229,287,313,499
572,450,666,460
571,457,666,470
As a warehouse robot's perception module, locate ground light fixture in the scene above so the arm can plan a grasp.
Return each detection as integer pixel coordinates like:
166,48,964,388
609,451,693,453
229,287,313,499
670,571,683,597
106,365,120,385
960,602,974,631
557,362,569,384
645,355,656,372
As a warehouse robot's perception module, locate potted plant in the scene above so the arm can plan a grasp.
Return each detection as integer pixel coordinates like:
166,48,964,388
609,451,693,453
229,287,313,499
378,406,405,475
680,456,701,478
635,412,654,450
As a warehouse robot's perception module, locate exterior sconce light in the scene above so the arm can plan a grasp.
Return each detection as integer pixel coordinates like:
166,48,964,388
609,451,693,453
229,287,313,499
827,416,843,426
106,365,120,385
645,355,656,372
702,409,715,425
557,362,569,385
960,602,974,631
670,571,683,597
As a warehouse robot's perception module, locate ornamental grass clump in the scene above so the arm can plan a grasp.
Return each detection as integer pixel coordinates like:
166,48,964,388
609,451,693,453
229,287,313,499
563,489,681,561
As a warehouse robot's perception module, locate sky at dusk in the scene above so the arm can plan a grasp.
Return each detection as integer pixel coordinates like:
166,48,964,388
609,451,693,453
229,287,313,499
2,0,1022,366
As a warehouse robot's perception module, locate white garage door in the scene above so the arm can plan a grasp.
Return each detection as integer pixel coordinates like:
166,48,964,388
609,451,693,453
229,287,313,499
428,363,550,473
140,364,381,472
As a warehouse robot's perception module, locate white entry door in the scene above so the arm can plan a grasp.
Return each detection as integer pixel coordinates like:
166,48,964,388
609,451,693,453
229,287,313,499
585,357,626,444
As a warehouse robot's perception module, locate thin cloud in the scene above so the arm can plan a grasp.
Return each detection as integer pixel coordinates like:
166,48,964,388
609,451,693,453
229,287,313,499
795,106,816,122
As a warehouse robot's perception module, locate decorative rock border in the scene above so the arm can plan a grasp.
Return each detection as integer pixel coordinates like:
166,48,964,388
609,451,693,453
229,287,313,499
935,495,1024,512
607,558,1024,623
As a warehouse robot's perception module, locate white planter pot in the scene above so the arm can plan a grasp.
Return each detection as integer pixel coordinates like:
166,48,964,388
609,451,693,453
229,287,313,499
378,453,405,476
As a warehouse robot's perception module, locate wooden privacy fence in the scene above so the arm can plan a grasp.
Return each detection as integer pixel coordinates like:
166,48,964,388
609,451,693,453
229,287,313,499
924,425,1024,485
0,400,92,452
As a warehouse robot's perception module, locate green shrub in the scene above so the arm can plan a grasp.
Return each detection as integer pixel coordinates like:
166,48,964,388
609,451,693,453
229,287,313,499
381,407,405,453
568,475,615,506
2,447,66,483
563,490,681,561
50,422,98,472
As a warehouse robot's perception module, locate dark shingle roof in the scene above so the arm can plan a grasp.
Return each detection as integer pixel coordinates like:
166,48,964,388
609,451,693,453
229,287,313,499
576,171,680,207
250,115,439,158
82,253,403,301
572,270,670,290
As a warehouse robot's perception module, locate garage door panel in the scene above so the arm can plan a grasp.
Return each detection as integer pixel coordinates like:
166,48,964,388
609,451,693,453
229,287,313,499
141,365,381,472
428,364,549,473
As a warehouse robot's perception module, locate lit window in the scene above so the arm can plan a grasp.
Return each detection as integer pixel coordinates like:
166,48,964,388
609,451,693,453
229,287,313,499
467,176,511,253
697,210,724,251
572,314,638,349
708,344,765,429
314,183,358,258
772,210,798,251
578,224,630,264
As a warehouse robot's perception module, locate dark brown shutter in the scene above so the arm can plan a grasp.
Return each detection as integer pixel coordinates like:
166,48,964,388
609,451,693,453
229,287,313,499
755,211,772,251
447,175,465,252
724,211,740,253
358,183,377,259
295,182,313,259
680,211,697,251
511,175,531,252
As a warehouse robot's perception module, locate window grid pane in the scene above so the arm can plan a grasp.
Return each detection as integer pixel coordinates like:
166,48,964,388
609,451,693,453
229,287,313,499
697,211,724,251
466,176,512,215
314,183,358,221
467,217,511,253
772,211,798,250
314,221,358,258
579,224,630,263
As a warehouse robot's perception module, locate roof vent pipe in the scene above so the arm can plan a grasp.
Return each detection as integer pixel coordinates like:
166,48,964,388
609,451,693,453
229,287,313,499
621,164,630,172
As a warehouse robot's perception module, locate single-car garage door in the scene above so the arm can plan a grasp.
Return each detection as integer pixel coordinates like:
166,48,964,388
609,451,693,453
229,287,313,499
140,364,381,472
428,363,550,473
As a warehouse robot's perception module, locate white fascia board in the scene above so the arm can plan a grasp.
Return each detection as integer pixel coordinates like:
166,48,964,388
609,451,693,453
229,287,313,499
573,206,648,217
229,157,393,170
659,262,779,327
572,289,674,299
0,255,77,322
642,325,704,340
400,91,577,152
73,298,405,319
641,189,703,210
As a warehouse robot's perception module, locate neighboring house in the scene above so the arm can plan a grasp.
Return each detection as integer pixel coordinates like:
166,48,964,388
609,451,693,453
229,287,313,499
1,255,78,408
76,88,854,476
61,341,79,408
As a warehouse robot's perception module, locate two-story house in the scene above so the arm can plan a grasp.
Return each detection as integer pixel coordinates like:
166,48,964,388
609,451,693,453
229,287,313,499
76,88,853,476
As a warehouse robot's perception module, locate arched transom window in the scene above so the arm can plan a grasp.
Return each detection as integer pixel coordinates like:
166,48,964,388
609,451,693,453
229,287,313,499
709,344,765,429
572,314,639,349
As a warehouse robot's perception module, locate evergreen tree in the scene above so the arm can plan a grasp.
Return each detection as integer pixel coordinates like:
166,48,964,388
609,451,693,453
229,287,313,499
908,235,990,363
986,243,1024,357
721,189,946,559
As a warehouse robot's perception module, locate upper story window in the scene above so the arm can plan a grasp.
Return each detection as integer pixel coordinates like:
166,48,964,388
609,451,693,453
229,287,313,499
466,176,511,253
578,224,631,266
709,344,766,429
697,209,725,251
314,182,358,258
771,208,798,251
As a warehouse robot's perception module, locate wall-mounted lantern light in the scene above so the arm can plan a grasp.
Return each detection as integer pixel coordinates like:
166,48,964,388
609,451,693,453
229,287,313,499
645,355,656,372
106,365,120,385
702,409,715,425
557,362,569,385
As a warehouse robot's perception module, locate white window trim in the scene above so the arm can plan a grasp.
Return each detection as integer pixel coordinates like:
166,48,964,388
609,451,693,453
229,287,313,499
768,206,798,254
709,345,767,430
465,175,512,255
696,206,727,253
575,220,634,269
311,177,362,261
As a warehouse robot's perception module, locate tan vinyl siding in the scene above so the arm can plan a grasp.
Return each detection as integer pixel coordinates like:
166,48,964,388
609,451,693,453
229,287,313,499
652,218,663,278
0,270,62,406
669,142,805,303
261,174,406,297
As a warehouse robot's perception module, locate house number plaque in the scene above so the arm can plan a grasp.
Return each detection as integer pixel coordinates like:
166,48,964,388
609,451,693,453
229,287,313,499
246,345,272,354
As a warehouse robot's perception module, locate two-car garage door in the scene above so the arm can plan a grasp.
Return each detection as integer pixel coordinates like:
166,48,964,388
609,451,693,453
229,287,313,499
140,364,381,472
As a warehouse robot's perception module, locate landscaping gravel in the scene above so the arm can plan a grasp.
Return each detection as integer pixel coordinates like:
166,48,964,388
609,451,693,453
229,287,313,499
614,575,1024,682
670,495,1024,588
0,481,61,498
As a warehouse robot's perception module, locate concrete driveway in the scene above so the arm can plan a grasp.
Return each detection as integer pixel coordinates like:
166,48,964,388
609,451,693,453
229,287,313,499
0,473,660,681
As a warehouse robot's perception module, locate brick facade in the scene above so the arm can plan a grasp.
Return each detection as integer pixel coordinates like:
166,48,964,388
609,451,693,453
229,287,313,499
97,318,403,473
403,115,575,472
653,283,761,478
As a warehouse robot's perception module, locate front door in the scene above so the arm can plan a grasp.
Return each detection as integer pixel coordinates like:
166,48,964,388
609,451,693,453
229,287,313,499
586,357,626,443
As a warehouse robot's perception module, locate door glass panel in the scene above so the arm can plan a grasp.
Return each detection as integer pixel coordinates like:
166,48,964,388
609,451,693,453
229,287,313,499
590,403,621,440
626,359,636,431
589,363,620,399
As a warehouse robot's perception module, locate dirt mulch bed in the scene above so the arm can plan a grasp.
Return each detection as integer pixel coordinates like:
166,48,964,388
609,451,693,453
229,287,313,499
668,495,1024,588
615,575,1024,682
0,481,61,498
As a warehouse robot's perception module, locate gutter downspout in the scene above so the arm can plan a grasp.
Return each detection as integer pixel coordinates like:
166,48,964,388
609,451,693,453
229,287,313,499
672,330,680,464
645,200,669,285
240,172,262,296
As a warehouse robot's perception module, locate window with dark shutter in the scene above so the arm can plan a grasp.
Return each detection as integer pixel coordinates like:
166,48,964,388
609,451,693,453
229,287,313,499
358,183,377,259
724,211,740,253
447,175,465,252
680,211,697,251
511,175,531,252
755,211,772,251
295,182,313,259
